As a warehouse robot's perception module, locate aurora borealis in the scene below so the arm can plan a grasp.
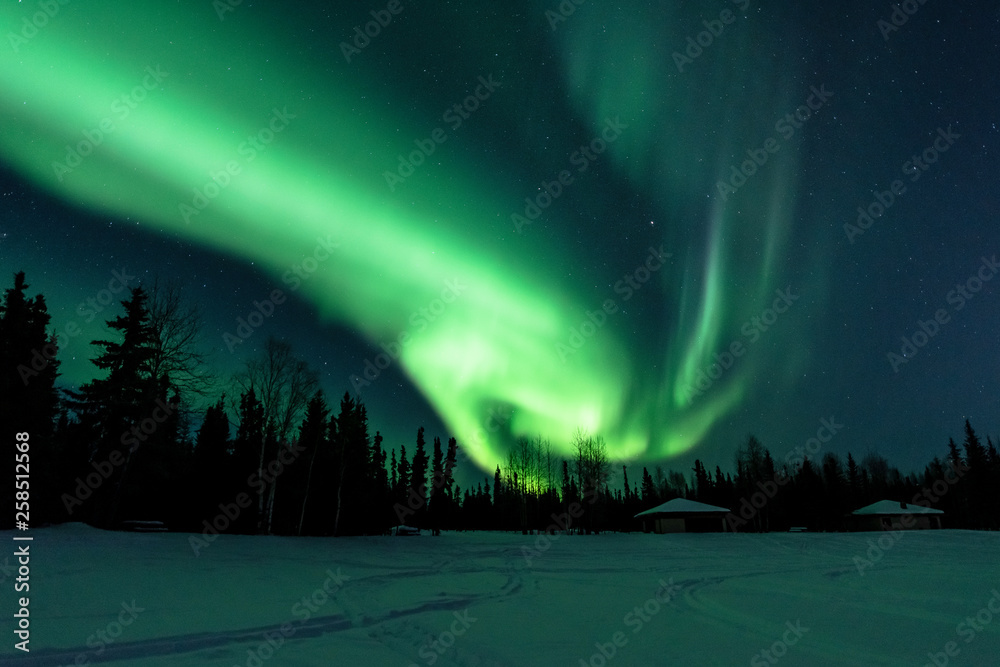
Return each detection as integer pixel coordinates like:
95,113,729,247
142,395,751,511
1,1,998,477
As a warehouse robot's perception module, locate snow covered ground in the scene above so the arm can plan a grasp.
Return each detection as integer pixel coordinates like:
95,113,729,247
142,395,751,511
2,524,998,666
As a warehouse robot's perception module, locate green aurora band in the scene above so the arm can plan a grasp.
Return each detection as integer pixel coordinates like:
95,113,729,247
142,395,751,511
1,2,808,470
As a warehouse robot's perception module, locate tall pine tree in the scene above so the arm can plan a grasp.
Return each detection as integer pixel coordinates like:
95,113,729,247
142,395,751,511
67,287,160,527
1,272,62,527
409,427,429,528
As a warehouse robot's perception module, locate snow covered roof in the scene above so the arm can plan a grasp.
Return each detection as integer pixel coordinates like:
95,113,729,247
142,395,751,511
852,500,943,516
634,498,731,518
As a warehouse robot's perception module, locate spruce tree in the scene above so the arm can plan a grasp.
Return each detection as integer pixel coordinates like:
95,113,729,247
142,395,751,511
947,438,964,471
1,272,62,526
962,421,988,527
69,287,159,526
192,396,231,526
692,460,711,502
390,449,398,491
409,427,429,527
2,271,61,436
444,438,458,501
371,432,390,532
396,445,411,508
962,420,988,470
846,453,859,508
332,393,371,536
232,388,264,532
429,436,444,535
294,391,328,535
640,467,657,505
493,465,503,529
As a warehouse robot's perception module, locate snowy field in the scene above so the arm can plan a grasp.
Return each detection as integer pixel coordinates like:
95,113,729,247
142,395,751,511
2,524,999,666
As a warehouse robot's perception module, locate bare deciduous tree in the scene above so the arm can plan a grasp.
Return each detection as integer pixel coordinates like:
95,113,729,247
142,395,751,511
147,279,212,400
235,337,318,533
572,429,610,501
571,429,611,534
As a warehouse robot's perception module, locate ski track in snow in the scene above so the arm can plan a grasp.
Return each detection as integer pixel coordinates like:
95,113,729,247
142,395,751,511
2,526,999,666
5,539,540,666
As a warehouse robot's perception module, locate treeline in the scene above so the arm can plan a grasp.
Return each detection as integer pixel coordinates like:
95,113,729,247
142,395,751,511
2,272,999,535
667,427,999,532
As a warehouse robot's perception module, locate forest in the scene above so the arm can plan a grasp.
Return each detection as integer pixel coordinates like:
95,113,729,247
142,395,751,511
2,271,998,537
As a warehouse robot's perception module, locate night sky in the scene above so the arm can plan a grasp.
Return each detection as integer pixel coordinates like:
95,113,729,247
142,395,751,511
1,1,998,485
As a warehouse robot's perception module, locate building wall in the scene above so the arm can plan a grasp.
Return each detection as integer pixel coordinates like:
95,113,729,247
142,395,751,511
655,518,687,534
647,515,727,533
684,516,727,533
852,515,942,531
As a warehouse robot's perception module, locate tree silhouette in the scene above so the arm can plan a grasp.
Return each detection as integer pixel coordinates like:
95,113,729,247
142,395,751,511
1,272,61,527
294,391,328,535
68,287,159,526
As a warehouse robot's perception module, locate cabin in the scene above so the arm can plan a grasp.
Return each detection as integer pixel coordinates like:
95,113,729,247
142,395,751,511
634,498,731,533
849,499,944,531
